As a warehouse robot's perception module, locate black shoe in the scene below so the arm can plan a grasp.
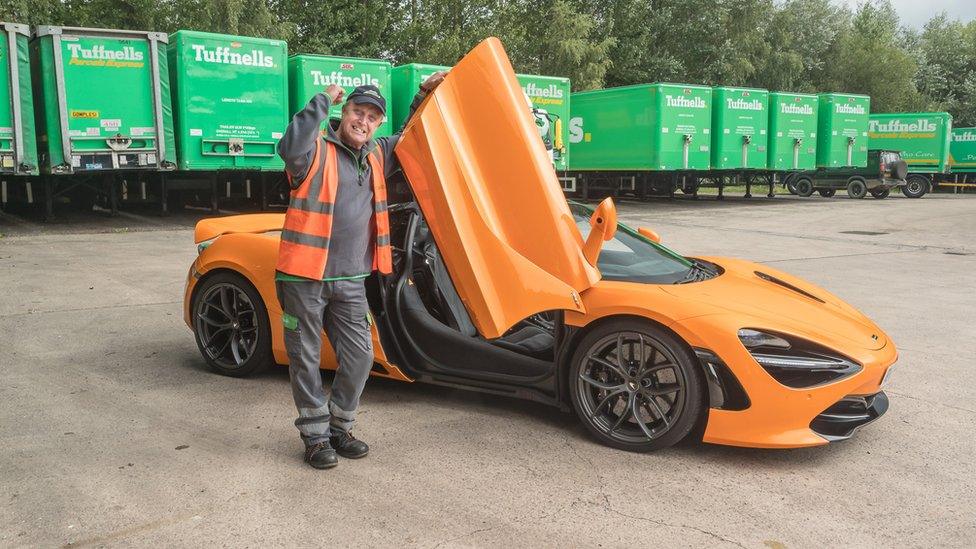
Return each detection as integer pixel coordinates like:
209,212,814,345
304,441,338,469
330,431,369,459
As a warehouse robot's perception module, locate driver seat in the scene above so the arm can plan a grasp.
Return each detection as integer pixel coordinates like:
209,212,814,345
415,223,554,360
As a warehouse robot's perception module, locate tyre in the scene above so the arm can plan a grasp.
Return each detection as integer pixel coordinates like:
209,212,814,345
784,174,799,195
192,271,272,377
569,319,704,452
870,188,890,199
795,177,814,197
847,178,867,199
678,177,700,195
902,175,929,198
818,189,836,198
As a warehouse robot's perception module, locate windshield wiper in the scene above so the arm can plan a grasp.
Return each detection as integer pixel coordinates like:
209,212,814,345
677,260,714,284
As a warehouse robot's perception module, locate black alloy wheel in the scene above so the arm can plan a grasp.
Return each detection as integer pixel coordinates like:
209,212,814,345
795,177,814,197
902,175,929,198
569,320,704,452
870,188,890,199
192,272,271,377
847,178,868,199
818,189,836,198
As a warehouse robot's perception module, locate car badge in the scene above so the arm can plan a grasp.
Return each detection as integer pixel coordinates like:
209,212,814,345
872,334,878,340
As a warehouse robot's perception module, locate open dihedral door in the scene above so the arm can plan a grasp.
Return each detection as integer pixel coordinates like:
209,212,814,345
395,38,600,339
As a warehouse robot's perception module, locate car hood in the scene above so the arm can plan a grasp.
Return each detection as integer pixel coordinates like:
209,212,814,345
663,257,886,351
395,38,600,339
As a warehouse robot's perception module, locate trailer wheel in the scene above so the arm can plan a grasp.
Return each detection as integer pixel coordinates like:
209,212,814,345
847,178,867,199
902,175,929,198
784,173,799,195
795,177,814,197
818,189,836,198
870,188,890,199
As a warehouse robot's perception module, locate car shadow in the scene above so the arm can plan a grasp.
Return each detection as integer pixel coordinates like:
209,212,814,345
174,353,862,466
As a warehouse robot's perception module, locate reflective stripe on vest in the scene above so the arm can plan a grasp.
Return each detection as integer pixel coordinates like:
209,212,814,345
276,140,393,279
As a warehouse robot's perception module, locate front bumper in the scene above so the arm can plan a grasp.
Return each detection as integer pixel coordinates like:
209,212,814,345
867,177,905,190
675,315,897,448
810,392,889,441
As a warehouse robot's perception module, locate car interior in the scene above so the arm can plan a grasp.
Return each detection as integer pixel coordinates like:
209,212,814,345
366,200,562,383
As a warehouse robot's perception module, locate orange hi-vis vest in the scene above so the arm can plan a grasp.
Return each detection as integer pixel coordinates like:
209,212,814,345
276,139,393,279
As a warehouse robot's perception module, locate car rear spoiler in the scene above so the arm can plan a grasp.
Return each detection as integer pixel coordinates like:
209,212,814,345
194,213,286,244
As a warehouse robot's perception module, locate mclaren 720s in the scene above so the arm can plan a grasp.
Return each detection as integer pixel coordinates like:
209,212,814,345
183,38,895,452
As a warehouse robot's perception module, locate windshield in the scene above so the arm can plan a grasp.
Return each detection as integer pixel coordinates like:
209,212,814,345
569,202,696,284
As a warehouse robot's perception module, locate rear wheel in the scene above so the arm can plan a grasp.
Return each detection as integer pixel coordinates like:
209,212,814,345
870,188,890,199
902,175,929,198
818,189,836,198
795,177,814,197
192,272,272,377
569,320,704,452
847,178,867,199
784,173,799,195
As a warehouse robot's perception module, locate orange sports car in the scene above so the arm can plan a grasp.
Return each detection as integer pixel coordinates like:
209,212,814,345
183,38,896,451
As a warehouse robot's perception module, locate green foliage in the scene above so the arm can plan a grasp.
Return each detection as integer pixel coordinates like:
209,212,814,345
1,0,973,122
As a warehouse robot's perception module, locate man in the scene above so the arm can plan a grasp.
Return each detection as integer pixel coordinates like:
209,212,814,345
276,72,447,469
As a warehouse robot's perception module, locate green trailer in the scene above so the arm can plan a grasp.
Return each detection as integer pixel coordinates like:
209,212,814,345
288,54,392,137
390,63,449,132
1,23,37,176
949,127,976,173
767,92,817,171
30,26,176,174
868,112,951,173
568,83,712,171
711,87,768,170
517,74,570,170
168,30,287,171
817,93,869,168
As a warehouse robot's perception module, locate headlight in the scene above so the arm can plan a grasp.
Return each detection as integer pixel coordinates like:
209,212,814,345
738,329,862,388
737,329,790,349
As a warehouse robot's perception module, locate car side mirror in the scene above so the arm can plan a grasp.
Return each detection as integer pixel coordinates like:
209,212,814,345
638,227,661,244
582,197,618,267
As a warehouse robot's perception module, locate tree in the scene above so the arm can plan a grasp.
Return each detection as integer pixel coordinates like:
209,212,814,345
504,0,615,90
271,0,389,57
823,0,921,112
754,0,850,92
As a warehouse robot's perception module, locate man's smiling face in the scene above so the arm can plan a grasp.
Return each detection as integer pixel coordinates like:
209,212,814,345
337,101,383,150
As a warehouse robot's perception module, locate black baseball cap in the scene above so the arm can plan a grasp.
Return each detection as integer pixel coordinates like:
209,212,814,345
347,84,386,115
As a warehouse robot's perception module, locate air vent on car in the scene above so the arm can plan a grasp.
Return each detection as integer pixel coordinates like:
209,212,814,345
754,271,825,303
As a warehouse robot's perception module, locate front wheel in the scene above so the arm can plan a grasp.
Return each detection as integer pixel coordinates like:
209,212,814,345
902,175,929,198
569,320,704,452
870,188,890,199
192,271,272,377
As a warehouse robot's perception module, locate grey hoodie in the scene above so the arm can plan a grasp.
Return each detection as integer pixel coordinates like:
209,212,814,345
277,91,425,279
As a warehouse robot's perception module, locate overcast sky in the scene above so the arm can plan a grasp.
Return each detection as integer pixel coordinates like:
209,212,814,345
836,0,974,28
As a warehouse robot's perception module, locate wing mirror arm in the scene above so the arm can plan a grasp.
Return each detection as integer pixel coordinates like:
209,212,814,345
582,197,618,267
638,227,661,244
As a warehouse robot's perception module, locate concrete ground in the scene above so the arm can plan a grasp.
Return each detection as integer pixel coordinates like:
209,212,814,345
1,193,974,547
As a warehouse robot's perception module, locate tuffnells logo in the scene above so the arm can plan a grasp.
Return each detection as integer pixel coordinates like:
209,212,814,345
311,71,379,87
727,98,763,111
67,43,144,62
522,83,564,99
869,119,936,133
953,130,976,142
835,104,866,115
666,95,706,109
781,103,813,115
191,44,274,68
